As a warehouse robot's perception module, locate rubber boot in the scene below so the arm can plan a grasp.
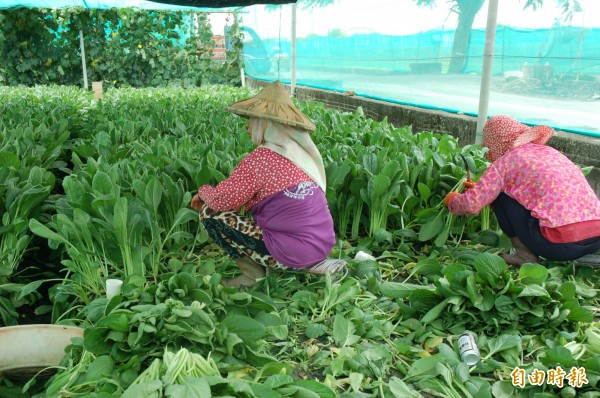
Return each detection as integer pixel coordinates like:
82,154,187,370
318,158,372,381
501,237,539,267
221,256,266,288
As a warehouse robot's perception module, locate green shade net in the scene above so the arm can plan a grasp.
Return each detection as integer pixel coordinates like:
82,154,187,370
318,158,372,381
240,0,600,138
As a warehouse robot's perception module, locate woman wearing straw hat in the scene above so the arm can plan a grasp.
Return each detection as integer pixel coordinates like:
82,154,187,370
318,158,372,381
190,81,336,287
445,115,600,266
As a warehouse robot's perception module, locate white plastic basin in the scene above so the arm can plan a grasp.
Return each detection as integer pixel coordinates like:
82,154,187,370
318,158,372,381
0,324,84,378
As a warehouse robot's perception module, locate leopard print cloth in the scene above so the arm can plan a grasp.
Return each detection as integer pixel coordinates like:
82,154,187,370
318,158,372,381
199,205,286,269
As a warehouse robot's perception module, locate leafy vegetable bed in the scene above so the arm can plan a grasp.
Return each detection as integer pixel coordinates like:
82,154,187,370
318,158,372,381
0,85,598,398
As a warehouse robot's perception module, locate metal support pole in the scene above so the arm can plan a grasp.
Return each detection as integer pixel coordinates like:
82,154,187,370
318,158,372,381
80,30,88,89
475,0,499,144
290,3,297,97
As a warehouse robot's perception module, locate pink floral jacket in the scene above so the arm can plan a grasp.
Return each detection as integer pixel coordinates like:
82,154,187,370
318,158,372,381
448,144,600,243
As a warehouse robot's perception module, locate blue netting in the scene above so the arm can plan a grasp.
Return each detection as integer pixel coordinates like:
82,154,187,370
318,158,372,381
239,0,600,138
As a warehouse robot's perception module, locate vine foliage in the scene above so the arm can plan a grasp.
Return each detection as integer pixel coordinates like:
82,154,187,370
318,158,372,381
0,7,242,87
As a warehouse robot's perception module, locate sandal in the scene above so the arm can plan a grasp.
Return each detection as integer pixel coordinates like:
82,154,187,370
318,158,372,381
302,258,348,275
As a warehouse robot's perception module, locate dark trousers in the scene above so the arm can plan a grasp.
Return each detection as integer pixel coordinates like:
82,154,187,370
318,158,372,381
491,193,600,261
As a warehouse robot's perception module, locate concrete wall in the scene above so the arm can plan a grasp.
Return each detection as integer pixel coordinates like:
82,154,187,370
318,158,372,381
247,78,600,195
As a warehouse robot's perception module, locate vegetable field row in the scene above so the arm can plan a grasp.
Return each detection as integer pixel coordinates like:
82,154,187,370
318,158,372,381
0,85,598,397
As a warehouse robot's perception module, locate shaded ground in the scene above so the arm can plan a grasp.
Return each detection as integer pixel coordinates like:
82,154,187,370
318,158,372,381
494,74,600,102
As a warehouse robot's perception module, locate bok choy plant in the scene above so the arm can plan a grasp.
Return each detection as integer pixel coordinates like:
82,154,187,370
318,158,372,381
0,164,54,325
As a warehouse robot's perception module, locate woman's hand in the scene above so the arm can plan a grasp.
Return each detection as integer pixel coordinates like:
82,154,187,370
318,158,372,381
444,192,460,208
190,193,203,211
463,181,476,190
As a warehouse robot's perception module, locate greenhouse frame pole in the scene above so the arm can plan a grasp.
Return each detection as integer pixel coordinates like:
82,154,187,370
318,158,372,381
80,30,88,89
290,2,297,97
475,0,499,144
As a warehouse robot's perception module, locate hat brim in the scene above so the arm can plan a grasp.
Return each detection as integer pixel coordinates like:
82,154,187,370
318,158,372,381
227,97,315,132
512,125,555,149
227,106,315,131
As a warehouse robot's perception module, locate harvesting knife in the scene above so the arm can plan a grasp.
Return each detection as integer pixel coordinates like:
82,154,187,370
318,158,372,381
460,154,472,183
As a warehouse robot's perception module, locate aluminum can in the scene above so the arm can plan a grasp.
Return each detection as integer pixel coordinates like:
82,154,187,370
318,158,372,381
458,332,480,365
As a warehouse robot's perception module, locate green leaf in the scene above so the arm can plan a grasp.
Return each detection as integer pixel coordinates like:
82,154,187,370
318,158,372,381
164,377,211,398
254,362,294,380
373,228,392,243
97,313,131,333
326,163,351,189
171,207,199,228
412,258,443,277
417,182,431,203
517,284,549,298
408,289,440,311
113,197,129,248
306,323,328,339
582,357,600,372
293,380,336,398
221,314,266,346
389,377,422,398
437,343,460,362
559,281,576,300
279,386,320,398
255,312,288,340
475,289,495,312
208,167,226,183
418,218,444,241
86,297,109,322
491,380,515,398
250,384,281,398
83,355,114,383
406,356,445,379
380,282,435,299
44,371,72,396
477,230,500,246
17,280,45,300
91,194,117,209
518,263,548,285
145,177,163,213
572,280,597,299
474,253,508,288
541,346,576,368
122,380,163,398
363,153,379,175
562,298,594,323
337,393,371,398
0,151,20,169
28,219,69,246
485,335,521,358
348,373,364,393
367,175,391,201
466,376,493,398
421,299,447,324
333,314,359,347
246,291,277,312
433,222,450,247
92,172,115,196
83,327,113,355
265,374,294,389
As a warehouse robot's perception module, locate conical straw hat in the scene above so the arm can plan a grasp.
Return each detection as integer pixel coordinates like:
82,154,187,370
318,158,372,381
226,81,315,132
